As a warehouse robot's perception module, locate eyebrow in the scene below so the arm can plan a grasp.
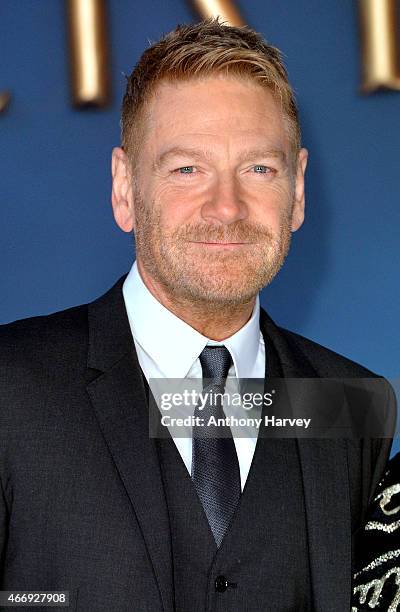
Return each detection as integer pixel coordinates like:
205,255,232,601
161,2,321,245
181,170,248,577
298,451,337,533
154,146,288,169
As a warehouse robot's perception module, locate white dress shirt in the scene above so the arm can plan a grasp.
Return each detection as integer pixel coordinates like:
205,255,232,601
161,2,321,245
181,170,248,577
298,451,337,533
122,260,266,491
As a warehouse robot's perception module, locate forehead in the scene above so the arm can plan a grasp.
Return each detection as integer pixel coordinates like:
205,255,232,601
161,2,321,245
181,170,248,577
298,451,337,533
141,75,290,155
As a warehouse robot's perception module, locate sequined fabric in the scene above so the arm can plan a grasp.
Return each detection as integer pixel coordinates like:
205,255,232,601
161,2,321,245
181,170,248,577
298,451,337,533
352,453,400,611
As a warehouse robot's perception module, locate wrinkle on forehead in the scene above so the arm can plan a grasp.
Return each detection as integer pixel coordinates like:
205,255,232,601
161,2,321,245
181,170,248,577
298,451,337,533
146,76,286,130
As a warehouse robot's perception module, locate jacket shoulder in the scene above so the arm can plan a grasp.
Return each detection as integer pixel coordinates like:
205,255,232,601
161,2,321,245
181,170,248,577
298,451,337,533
0,274,127,371
0,302,89,370
279,326,378,377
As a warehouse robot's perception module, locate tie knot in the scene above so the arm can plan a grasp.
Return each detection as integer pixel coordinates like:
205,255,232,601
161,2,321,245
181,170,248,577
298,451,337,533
199,345,233,383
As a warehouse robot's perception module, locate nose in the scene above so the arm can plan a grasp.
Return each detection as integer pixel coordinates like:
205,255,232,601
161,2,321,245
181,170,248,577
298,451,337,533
201,172,248,225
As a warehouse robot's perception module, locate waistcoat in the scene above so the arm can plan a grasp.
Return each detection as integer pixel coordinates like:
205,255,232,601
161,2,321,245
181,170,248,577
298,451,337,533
156,432,313,612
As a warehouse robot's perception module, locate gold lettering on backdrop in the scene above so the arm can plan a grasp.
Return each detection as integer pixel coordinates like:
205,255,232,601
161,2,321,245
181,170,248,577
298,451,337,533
66,0,110,107
191,0,245,26
358,0,400,92
0,91,11,113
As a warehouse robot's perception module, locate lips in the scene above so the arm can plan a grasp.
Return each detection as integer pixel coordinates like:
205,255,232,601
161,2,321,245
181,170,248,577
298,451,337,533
190,241,250,245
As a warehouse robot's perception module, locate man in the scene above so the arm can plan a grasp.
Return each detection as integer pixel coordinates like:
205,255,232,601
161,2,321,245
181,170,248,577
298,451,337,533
0,19,395,612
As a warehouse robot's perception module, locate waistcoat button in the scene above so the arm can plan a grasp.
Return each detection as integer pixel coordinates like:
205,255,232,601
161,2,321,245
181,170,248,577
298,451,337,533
215,575,229,593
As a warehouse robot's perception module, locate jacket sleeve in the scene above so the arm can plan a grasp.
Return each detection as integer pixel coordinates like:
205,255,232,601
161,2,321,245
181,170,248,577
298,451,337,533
0,469,8,574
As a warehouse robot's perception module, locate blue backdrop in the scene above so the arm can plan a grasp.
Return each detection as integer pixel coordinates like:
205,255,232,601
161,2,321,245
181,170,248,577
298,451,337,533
2,1,399,452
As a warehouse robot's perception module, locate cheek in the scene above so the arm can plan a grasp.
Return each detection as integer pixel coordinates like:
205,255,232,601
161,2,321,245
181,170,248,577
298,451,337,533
253,179,293,203
251,185,293,226
152,183,204,226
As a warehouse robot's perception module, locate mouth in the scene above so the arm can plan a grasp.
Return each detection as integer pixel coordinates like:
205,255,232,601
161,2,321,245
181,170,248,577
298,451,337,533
189,241,252,248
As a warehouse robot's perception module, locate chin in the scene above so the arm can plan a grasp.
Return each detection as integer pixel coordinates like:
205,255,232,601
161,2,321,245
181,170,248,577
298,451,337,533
175,276,263,305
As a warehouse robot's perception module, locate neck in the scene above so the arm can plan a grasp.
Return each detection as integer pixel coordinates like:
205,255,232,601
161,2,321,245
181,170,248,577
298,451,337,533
137,261,256,341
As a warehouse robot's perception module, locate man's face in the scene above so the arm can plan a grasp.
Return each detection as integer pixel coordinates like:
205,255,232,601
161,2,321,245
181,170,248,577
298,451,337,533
112,75,308,307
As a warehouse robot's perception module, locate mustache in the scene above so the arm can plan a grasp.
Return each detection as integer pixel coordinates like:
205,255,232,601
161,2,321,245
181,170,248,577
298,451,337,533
171,221,275,243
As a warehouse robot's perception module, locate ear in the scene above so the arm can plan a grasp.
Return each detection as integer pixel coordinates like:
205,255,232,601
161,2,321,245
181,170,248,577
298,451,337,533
291,147,308,232
111,146,136,232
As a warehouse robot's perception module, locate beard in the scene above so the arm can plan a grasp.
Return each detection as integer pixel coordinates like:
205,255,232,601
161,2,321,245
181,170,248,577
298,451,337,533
133,189,293,307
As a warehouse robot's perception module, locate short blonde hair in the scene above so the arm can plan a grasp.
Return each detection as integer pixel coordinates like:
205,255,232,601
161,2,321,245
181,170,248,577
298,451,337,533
121,18,301,168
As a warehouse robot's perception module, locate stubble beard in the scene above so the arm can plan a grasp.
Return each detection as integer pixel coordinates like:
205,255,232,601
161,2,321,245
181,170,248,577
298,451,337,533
133,190,293,309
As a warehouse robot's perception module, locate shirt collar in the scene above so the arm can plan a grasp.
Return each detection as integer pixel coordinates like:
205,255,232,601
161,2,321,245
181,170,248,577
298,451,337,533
122,260,260,379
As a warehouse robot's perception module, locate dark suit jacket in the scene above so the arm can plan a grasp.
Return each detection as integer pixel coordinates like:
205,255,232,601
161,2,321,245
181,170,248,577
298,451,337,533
0,274,395,611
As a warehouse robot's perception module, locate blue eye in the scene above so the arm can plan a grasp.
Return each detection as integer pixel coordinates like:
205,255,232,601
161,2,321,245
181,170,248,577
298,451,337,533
253,165,269,173
178,166,195,174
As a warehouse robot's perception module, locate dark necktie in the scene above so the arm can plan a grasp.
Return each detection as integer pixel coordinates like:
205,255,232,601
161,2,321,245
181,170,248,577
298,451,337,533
191,345,241,547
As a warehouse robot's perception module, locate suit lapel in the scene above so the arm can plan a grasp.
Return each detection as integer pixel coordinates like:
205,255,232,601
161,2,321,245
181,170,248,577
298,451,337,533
85,276,173,612
260,307,352,611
